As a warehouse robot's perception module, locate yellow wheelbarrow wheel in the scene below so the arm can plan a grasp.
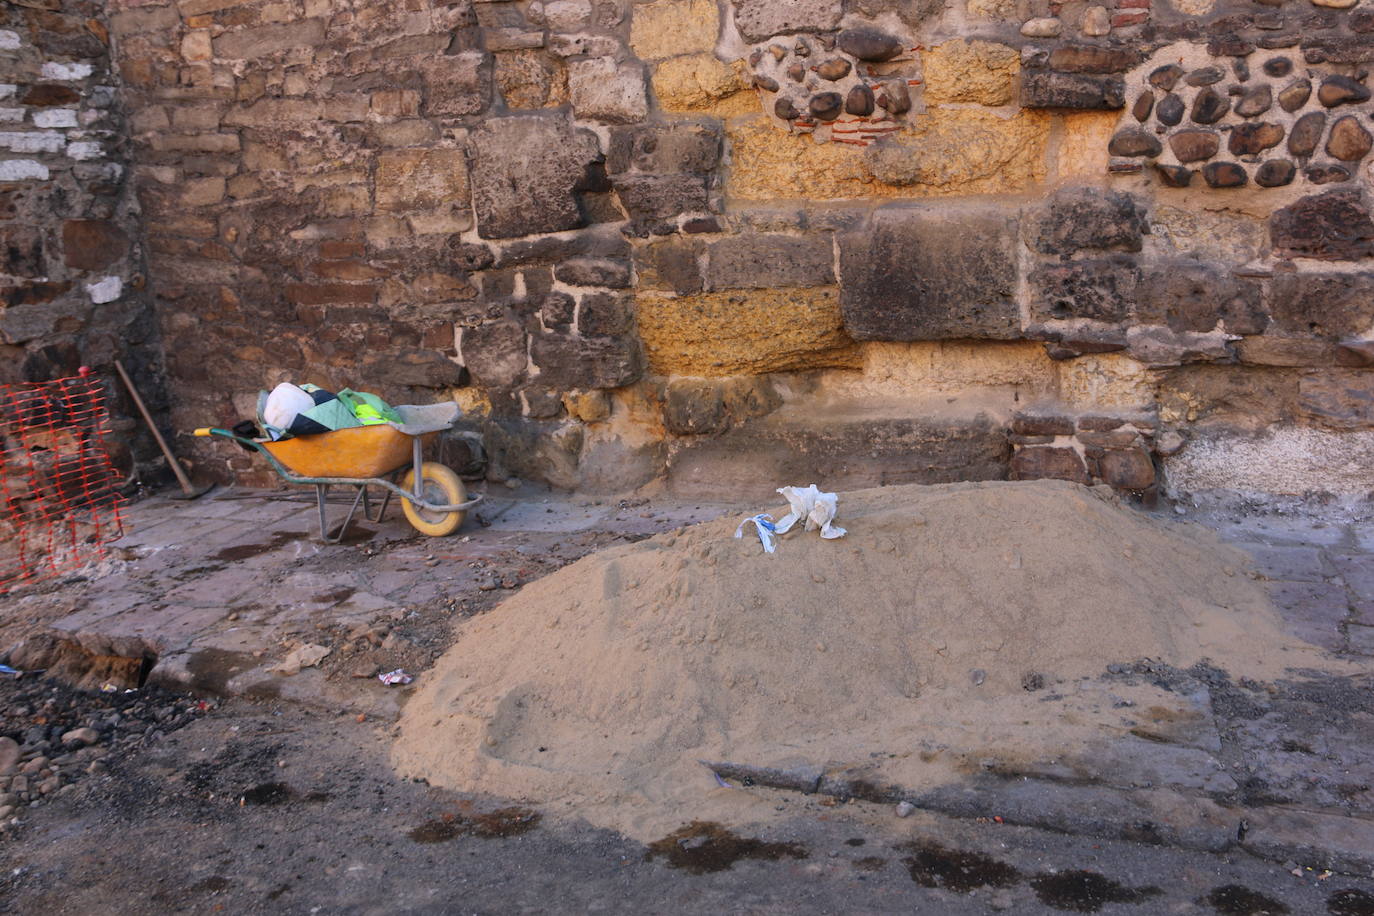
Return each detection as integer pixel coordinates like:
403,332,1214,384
400,462,467,537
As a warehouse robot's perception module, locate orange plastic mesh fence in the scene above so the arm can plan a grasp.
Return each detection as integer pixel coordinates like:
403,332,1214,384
0,368,125,592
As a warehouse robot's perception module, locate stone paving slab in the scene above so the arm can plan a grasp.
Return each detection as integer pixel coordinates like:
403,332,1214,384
1240,544,1329,583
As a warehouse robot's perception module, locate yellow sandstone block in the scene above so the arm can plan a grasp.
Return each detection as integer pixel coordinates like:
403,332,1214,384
630,0,719,61
636,287,860,377
921,39,1020,106
727,108,1051,201
652,54,753,114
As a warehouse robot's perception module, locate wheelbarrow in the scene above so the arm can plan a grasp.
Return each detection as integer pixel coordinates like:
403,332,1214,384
194,402,482,543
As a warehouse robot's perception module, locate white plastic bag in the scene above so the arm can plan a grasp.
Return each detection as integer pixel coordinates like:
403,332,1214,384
734,514,779,553
774,485,846,540
734,485,846,554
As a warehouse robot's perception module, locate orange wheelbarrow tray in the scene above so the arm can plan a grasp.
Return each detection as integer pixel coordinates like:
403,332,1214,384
193,403,482,543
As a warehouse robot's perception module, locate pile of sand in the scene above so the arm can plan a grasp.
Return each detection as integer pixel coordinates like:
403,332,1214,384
394,480,1319,839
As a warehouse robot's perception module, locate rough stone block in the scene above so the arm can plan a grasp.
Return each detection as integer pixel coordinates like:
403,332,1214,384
529,333,643,389
1011,446,1090,484
733,0,843,43
1136,261,1267,335
664,379,727,435
1270,189,1374,261
494,50,568,110
839,206,1020,341
1126,327,1232,367
1020,71,1125,109
1237,337,1339,367
705,234,834,290
461,319,528,388
567,57,648,124
636,287,857,376
468,115,600,239
555,258,631,288
420,52,492,118
1298,370,1374,430
61,220,127,272
1012,412,1075,436
285,282,379,305
375,148,469,212
613,173,710,220
1096,446,1156,490
1028,257,1139,323
616,120,722,175
1030,186,1146,256
1048,45,1144,74
1268,272,1374,339
212,19,326,59
634,238,703,295
0,301,85,345
540,291,577,331
360,349,465,389
576,291,633,336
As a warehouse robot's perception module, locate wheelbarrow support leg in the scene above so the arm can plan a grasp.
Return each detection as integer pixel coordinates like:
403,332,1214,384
315,484,331,542
315,483,367,544
412,436,424,498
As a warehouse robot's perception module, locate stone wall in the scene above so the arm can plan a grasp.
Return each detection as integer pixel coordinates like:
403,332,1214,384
0,0,164,479
101,0,1374,503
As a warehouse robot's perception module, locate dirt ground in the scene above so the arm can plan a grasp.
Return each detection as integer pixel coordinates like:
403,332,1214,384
2,483,1374,914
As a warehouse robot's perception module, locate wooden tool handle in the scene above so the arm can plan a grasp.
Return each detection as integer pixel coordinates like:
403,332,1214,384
114,359,195,496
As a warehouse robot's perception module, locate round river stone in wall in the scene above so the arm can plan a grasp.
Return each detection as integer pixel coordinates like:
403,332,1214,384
1229,121,1285,155
1306,164,1352,184
1318,75,1372,107
808,91,844,121
876,80,910,114
1278,78,1312,112
1133,93,1154,122
1202,161,1248,187
1262,57,1292,77
1192,88,1231,123
1149,64,1184,90
1255,159,1296,187
816,59,852,81
1156,93,1185,126
1155,163,1194,187
1235,85,1272,117
1109,127,1164,157
845,84,874,116
1327,115,1374,161
1170,128,1221,162
837,28,903,62
1288,111,1327,157
1185,66,1225,86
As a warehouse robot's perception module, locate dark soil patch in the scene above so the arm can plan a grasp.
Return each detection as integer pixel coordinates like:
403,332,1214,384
212,530,309,562
408,807,541,843
901,841,1020,893
646,821,808,874
240,782,292,806
1031,870,1161,913
1204,884,1290,915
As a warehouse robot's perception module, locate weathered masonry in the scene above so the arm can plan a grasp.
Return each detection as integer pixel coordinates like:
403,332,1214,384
4,0,1373,502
